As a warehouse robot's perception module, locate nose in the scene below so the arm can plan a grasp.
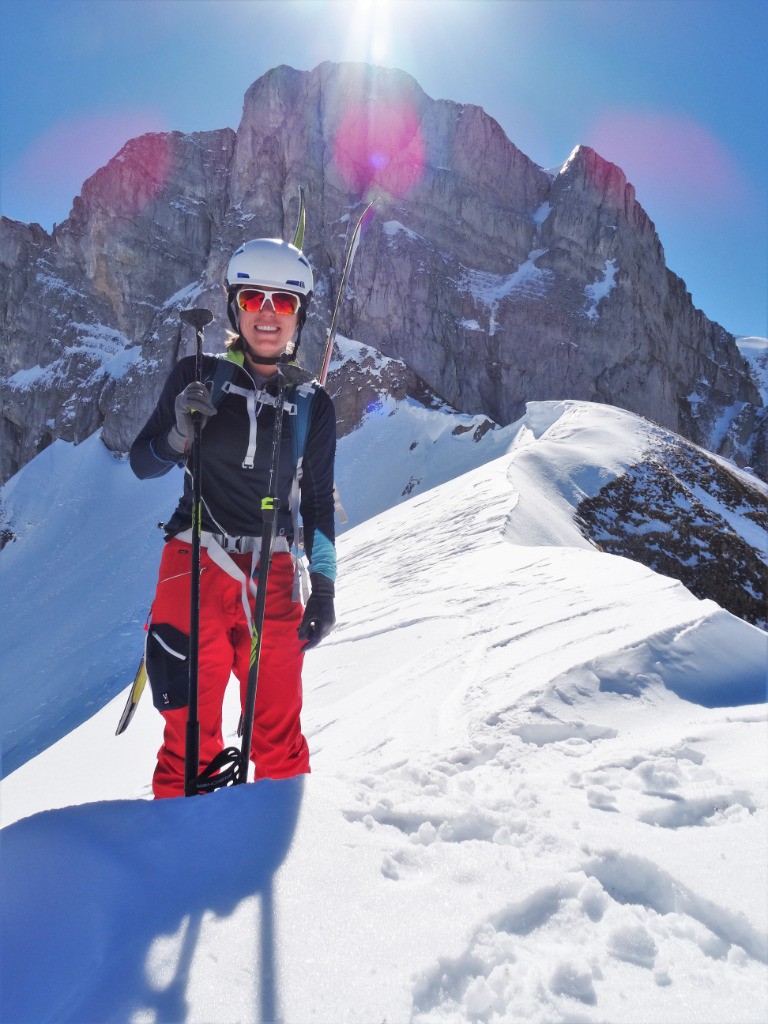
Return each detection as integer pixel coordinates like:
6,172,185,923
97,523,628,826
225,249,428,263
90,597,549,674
251,296,278,315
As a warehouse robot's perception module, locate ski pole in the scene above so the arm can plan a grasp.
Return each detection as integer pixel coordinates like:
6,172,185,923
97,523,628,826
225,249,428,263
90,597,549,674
179,307,213,797
237,377,287,783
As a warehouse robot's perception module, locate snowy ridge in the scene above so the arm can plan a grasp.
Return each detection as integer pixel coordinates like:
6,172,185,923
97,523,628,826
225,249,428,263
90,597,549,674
1,397,765,772
1,397,766,1023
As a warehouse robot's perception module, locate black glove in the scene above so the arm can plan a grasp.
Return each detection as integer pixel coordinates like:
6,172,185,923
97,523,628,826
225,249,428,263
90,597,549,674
167,381,218,453
298,574,336,651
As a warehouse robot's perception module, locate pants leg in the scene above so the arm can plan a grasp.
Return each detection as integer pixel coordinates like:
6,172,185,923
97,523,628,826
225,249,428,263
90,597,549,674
148,542,310,797
149,540,236,799
233,553,310,780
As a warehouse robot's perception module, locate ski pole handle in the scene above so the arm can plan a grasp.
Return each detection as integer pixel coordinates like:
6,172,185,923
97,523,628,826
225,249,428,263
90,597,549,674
179,308,214,331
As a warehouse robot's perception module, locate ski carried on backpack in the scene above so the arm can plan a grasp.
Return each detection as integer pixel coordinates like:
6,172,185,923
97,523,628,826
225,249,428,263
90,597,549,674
318,198,377,386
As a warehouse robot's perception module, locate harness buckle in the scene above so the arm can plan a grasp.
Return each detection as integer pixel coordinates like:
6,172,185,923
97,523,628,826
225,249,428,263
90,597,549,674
211,532,259,554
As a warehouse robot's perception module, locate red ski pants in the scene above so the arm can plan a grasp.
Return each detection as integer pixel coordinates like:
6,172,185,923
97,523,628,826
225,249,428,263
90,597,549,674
148,538,309,798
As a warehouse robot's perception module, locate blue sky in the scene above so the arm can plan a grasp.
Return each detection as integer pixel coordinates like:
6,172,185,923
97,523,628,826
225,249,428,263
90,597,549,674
1,0,766,338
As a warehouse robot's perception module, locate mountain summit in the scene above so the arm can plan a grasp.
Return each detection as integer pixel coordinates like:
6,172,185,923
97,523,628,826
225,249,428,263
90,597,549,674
0,61,764,485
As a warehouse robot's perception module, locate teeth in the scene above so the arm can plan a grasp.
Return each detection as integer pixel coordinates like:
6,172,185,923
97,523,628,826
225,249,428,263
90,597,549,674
256,326,279,332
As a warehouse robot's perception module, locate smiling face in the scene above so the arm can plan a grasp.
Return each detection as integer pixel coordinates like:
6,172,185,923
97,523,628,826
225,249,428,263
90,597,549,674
237,295,299,374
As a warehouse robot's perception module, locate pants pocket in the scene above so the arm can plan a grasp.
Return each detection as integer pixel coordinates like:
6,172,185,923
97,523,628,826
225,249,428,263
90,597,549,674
146,623,190,711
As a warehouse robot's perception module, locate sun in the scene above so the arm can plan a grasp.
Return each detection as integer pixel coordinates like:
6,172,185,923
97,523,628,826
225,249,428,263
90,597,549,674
346,0,393,65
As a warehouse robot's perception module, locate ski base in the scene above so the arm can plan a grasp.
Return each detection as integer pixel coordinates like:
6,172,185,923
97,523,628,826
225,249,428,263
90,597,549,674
115,658,148,735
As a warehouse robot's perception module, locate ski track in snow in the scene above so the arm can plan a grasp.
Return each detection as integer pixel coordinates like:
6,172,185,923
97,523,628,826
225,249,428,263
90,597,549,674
1,399,766,1023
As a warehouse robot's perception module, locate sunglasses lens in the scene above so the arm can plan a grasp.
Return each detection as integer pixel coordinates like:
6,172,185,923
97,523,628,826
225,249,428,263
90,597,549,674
272,292,300,315
237,289,266,312
237,289,300,315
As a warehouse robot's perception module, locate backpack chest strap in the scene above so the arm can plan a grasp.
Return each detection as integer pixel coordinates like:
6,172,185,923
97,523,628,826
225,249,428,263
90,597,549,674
219,380,297,469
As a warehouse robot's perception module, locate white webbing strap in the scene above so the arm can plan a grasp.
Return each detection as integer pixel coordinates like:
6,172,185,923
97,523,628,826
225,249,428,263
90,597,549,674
221,383,258,469
174,531,303,626
175,529,256,632
292,553,310,603
333,483,348,524
220,381,298,470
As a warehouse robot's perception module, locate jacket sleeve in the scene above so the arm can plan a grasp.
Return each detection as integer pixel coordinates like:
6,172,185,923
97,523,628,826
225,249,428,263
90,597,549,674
129,358,194,479
299,387,337,581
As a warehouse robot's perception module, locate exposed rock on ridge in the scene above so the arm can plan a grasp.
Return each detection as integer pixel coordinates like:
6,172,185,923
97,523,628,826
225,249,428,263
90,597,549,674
0,61,763,486
577,438,768,630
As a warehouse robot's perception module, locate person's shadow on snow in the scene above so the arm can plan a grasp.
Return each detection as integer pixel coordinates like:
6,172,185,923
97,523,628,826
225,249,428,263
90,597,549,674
0,776,304,1024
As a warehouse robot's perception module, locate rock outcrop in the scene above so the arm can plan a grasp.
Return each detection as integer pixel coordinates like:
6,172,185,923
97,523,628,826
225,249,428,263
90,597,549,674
1,61,764,486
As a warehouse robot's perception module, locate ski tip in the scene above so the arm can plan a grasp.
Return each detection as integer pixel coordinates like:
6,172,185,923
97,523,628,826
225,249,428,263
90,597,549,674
293,187,307,250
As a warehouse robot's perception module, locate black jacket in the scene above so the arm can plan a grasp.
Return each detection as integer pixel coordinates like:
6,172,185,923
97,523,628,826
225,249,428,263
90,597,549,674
129,355,337,574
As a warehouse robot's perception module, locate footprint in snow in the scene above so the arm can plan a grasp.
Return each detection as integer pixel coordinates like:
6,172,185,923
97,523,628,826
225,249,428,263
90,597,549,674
410,852,767,1022
570,741,756,828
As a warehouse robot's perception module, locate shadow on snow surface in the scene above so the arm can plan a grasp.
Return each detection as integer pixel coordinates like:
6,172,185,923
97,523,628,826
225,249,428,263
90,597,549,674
0,776,304,1023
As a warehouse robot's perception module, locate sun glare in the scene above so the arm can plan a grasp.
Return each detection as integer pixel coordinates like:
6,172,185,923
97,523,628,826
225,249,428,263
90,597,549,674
346,0,392,65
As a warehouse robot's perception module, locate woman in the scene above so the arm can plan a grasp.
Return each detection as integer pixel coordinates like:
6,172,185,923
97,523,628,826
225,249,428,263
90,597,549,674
130,238,337,797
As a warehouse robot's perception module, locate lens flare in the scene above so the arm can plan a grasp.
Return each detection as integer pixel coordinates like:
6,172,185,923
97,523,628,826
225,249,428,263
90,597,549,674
110,133,174,217
587,110,750,213
7,110,169,225
333,98,425,198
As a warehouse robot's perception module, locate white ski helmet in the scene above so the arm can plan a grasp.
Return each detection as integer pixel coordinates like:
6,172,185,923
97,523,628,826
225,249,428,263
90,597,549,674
226,238,313,296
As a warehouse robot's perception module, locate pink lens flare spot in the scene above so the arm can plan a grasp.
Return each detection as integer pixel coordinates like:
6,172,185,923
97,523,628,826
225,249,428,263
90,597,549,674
587,110,750,212
9,110,169,223
112,133,175,217
369,151,390,172
333,99,425,197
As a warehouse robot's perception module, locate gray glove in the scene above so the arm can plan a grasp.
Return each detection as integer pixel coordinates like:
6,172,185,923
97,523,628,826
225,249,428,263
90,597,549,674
167,381,217,454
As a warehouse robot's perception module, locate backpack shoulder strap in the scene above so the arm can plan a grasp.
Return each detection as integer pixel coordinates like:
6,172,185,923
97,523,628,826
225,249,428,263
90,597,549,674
288,380,319,469
286,381,319,581
207,352,243,408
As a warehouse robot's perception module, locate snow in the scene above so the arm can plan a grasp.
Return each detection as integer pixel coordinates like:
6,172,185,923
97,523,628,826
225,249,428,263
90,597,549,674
383,220,422,244
737,336,768,404
5,321,140,391
0,397,766,1024
458,251,554,335
163,281,205,310
558,146,582,177
583,259,618,320
531,201,552,226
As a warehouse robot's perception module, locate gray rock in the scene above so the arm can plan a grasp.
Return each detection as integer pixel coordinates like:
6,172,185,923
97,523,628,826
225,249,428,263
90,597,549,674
0,62,763,487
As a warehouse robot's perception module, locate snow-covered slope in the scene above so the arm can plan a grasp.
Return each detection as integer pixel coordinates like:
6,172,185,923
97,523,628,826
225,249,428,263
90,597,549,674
1,393,766,775
1,400,766,1023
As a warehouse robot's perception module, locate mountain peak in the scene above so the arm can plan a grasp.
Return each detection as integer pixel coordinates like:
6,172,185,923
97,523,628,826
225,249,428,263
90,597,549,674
559,144,635,206
0,61,764,489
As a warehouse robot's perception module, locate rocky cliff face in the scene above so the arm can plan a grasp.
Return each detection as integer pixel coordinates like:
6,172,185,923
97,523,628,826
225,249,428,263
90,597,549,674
1,61,764,486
